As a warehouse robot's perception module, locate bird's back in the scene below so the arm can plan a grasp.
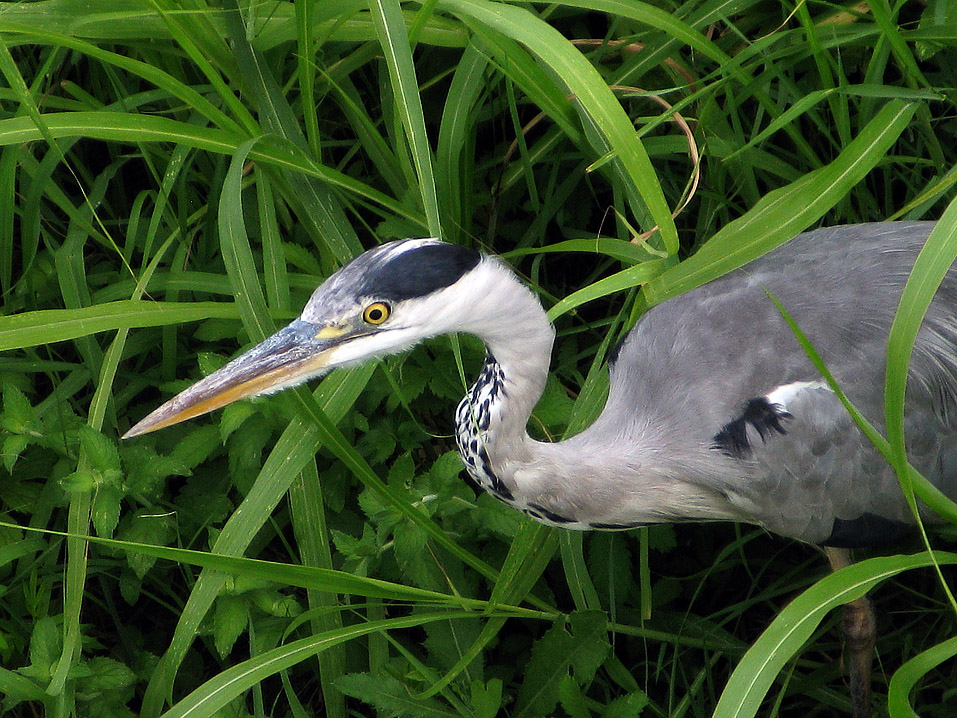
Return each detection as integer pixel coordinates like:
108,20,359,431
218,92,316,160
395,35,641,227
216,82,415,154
599,221,957,544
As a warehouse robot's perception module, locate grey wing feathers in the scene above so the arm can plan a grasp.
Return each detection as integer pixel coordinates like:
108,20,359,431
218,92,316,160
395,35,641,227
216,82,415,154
602,221,957,544
730,382,927,545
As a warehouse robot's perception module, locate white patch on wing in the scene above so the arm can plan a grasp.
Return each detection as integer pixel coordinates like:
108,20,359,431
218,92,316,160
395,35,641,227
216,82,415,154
765,380,830,411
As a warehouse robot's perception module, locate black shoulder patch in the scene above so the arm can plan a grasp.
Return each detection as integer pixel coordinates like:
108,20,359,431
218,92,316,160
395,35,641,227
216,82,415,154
712,398,791,459
364,243,481,302
824,513,911,548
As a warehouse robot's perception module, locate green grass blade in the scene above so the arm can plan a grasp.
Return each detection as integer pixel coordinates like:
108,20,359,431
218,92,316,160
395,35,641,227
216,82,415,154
220,138,274,341
642,100,918,306
161,611,524,718
0,112,421,224
887,635,957,717
884,199,957,486
140,366,375,717
443,0,677,251
0,301,244,352
370,0,441,236
715,552,957,718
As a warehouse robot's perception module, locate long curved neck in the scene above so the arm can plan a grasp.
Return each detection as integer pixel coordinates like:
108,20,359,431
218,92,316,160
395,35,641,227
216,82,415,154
451,259,554,503
451,258,743,530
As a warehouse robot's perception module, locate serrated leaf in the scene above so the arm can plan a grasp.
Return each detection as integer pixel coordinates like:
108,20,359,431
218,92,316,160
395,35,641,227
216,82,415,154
335,673,456,717
59,469,97,493
25,616,60,681
1,381,34,433
117,511,175,579
646,524,676,553
558,674,590,718
168,424,220,470
567,611,610,680
2,433,29,472
82,656,136,692
394,521,436,589
601,691,650,718
78,425,121,472
92,485,123,538
118,573,141,606
214,595,248,658
471,678,503,718
515,610,610,717
248,589,301,618
220,402,257,442
387,452,415,488
531,375,575,429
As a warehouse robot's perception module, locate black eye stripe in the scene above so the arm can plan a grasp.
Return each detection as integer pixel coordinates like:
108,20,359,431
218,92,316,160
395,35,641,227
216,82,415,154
356,244,480,301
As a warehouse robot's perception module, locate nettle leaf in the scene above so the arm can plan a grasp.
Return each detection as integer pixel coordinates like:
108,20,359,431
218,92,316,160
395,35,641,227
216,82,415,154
423,612,484,674
336,673,457,718
117,510,175,579
357,484,398,527
169,424,221,470
471,678,503,718
515,610,610,717
387,452,415,489
247,589,302,618
427,451,464,490
472,493,523,537
78,425,121,472
393,522,438,589
2,433,30,472
78,656,136,694
1,381,34,434
281,241,323,276
331,524,380,576
124,447,189,496
92,485,123,538
214,594,249,658
59,469,97,493
646,524,676,553
600,691,650,718
118,573,141,606
22,616,60,681
530,375,575,431
195,350,230,375
385,364,429,411
558,674,590,718
356,424,398,465
220,401,257,441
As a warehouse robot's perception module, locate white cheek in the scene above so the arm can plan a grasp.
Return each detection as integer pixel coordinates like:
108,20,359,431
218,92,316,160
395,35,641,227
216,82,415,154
324,327,423,366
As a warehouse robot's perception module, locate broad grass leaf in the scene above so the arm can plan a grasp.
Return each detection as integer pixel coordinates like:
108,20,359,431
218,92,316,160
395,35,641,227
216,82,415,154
715,552,957,718
642,100,918,306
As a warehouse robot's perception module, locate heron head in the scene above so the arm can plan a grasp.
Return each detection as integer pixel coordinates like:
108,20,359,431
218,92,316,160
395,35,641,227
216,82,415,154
123,239,483,438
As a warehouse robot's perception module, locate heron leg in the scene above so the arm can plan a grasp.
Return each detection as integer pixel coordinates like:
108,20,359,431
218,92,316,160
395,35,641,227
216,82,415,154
825,547,875,718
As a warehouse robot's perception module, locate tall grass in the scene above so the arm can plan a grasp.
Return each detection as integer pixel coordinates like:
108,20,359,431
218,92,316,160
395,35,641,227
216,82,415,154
0,1,955,716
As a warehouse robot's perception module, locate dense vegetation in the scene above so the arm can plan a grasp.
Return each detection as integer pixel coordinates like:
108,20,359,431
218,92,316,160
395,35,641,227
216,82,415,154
1,0,956,716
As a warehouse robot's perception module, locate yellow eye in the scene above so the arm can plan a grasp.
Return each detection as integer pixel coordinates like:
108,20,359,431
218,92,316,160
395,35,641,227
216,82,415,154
362,302,391,325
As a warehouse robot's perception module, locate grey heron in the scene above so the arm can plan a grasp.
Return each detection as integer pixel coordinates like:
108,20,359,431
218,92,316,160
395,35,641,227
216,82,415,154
125,221,957,717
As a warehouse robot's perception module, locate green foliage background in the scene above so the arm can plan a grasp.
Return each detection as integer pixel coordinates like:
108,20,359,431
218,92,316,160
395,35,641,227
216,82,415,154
0,0,956,716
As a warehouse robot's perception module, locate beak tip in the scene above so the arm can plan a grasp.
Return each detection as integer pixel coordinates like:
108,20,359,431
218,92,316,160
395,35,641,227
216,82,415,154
121,416,156,440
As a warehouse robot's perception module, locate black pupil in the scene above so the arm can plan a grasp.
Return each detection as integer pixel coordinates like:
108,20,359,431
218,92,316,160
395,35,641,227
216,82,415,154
368,307,383,321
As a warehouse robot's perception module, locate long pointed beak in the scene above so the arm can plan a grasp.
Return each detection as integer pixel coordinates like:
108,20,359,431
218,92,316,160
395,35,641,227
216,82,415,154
123,320,345,438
